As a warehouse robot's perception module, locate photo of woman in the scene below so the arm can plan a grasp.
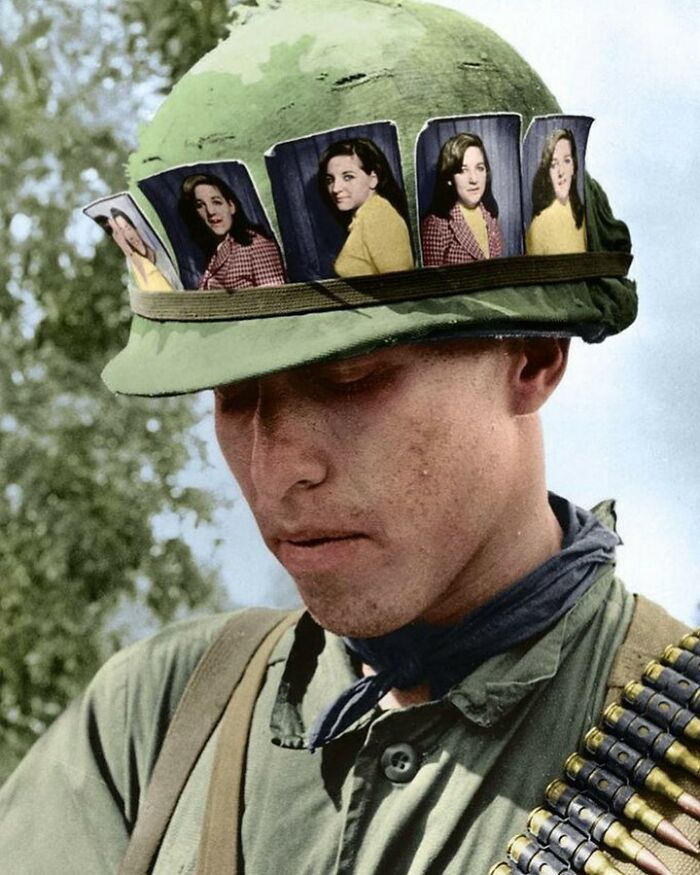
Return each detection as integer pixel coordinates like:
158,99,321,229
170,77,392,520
525,128,587,255
178,173,286,290
420,132,503,267
85,193,182,292
95,208,176,292
318,138,414,277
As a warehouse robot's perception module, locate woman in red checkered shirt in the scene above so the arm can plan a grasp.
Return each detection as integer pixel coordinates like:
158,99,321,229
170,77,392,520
420,133,503,267
180,173,286,290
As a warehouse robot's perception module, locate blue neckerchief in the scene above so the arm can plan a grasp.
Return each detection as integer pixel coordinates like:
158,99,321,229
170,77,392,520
308,494,619,751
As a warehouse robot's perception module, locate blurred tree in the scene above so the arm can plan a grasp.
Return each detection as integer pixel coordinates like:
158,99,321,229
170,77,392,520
0,0,232,780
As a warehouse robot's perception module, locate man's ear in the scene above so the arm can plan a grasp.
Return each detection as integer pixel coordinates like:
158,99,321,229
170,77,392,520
508,338,569,415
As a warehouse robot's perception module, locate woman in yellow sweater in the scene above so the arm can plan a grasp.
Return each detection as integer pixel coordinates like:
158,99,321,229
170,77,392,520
319,138,414,277
98,209,178,292
525,129,587,255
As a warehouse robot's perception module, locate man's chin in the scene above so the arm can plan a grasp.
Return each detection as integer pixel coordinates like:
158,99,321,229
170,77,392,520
300,593,412,639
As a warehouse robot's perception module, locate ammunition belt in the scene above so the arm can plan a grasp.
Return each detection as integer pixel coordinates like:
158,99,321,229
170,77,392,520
490,631,700,875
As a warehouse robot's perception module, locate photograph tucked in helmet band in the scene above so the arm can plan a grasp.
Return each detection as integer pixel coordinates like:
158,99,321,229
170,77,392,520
138,160,286,290
266,120,414,282
82,193,182,292
84,113,597,301
522,116,593,256
416,114,523,266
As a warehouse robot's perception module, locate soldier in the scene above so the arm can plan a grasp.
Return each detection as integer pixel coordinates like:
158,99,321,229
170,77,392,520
1,1,698,874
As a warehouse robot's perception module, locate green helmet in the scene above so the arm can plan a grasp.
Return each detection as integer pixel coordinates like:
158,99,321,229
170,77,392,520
101,0,636,397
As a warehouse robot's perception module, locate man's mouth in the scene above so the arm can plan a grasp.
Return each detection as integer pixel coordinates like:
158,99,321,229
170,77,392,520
288,534,358,546
274,531,370,572
281,528,364,546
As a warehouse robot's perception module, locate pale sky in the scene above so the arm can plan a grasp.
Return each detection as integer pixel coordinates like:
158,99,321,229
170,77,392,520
182,0,700,623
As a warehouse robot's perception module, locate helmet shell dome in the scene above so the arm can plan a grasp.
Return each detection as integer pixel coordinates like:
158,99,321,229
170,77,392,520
103,0,636,396
130,0,559,235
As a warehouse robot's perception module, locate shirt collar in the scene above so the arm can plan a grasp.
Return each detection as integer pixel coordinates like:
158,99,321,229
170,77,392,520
269,499,620,746
446,563,615,726
268,563,616,747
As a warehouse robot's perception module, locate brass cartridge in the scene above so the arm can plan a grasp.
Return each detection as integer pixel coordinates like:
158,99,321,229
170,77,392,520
679,632,700,656
623,680,700,741
663,645,700,683
643,661,700,713
545,776,671,875
603,703,700,777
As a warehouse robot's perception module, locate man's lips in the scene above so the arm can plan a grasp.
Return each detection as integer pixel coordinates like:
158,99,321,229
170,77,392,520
272,530,372,573
275,528,365,546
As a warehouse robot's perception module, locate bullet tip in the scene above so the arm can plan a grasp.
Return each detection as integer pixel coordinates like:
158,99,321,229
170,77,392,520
655,818,698,854
677,791,700,820
635,847,672,875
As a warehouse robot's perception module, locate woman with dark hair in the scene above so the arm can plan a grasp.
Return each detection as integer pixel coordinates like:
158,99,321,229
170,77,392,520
525,129,587,255
96,208,178,292
179,173,286,289
319,138,414,277
420,132,503,267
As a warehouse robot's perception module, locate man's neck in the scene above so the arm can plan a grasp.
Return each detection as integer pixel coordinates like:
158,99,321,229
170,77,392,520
420,488,564,627
363,488,565,708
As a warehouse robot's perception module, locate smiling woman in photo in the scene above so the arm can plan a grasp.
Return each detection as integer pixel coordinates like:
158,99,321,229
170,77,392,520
421,132,503,267
179,173,286,289
318,138,414,277
525,129,586,255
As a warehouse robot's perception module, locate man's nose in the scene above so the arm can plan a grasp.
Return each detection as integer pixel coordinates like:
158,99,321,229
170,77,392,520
249,387,329,500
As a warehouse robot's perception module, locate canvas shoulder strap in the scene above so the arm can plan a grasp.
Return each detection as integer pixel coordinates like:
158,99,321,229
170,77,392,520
604,593,690,707
118,607,299,875
195,611,303,874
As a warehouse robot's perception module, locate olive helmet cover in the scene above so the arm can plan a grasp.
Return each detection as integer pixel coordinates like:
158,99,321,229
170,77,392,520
102,0,636,397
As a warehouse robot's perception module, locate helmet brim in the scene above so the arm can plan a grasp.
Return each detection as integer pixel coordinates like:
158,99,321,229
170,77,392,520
102,273,636,396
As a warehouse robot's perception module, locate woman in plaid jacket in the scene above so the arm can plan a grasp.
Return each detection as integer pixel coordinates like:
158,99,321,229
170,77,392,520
421,132,503,267
180,173,286,290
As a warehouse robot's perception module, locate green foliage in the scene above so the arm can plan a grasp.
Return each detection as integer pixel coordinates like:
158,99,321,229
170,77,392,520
0,0,234,780
121,0,234,82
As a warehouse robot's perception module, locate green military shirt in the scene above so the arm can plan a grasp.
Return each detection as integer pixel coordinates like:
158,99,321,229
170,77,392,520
0,568,639,874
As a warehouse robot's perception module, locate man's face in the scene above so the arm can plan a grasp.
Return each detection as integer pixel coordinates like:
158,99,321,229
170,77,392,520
215,342,524,637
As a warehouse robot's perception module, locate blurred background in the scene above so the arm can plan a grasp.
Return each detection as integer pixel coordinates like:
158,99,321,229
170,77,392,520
1,0,698,779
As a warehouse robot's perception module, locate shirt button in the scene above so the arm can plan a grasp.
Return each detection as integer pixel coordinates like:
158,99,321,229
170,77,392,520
380,742,420,783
